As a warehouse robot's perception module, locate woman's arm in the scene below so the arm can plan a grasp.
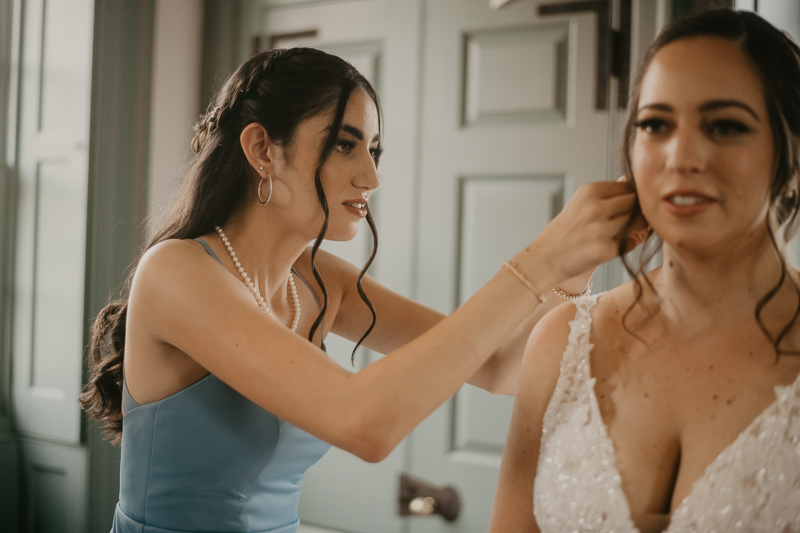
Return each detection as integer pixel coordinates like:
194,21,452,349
466,269,593,393
489,302,576,532
133,181,635,463
329,262,592,394
331,179,641,395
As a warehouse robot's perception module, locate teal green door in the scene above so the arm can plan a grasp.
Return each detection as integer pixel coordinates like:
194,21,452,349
411,1,610,530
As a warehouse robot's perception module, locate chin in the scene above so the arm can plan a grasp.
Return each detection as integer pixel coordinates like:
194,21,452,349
324,225,361,242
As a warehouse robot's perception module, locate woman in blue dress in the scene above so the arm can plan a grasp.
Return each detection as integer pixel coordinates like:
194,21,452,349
80,48,643,533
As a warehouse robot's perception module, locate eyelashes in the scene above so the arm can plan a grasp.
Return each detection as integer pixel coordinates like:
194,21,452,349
706,119,750,136
634,118,668,135
633,117,752,139
336,140,356,153
336,139,383,166
370,146,383,166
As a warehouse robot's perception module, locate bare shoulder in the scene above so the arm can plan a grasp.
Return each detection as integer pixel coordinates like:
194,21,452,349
524,282,643,375
135,238,220,281
528,299,577,349
129,238,235,331
519,300,578,384
125,239,234,402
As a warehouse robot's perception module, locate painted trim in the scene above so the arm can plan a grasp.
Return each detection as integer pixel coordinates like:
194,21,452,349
0,0,21,423
0,1,22,527
84,1,154,531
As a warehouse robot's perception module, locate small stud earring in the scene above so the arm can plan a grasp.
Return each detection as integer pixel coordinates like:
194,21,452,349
259,166,264,171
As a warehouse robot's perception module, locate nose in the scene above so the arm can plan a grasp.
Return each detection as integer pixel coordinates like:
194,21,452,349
353,150,380,192
665,125,707,174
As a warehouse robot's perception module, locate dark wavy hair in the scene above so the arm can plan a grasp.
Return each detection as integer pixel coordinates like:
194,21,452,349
618,8,800,356
80,48,382,442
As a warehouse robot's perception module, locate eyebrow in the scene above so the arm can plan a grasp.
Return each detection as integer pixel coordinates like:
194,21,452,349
699,100,760,122
341,124,380,143
638,100,761,122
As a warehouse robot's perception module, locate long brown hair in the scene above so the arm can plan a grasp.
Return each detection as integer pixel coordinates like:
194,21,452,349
80,48,382,443
618,9,800,355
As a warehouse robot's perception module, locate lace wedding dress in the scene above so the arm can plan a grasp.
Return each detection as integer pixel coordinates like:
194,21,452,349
533,294,800,533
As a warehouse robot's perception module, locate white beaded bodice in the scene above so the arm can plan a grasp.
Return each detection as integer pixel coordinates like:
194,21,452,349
533,294,800,533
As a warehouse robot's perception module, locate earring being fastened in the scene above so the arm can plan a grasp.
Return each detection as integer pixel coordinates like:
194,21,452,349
258,166,273,204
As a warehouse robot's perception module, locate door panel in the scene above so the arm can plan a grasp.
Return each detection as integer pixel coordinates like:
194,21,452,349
463,24,569,126
21,439,87,533
12,0,94,445
410,1,610,531
454,174,564,456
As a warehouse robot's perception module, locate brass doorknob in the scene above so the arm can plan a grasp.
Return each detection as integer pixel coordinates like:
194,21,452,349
398,474,461,521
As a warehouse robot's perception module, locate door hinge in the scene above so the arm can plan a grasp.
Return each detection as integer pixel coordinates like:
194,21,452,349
538,0,631,110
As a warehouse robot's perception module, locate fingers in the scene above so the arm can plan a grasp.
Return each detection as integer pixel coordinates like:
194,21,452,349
598,191,638,219
526,179,648,281
579,179,634,199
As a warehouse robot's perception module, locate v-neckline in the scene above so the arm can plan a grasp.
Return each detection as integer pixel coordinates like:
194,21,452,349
582,312,800,533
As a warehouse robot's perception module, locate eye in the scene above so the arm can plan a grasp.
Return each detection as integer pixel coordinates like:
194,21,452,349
370,146,384,166
707,119,750,137
336,140,356,154
634,118,670,135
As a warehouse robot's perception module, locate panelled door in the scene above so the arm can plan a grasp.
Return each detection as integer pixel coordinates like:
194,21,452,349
11,0,95,531
253,1,423,531
409,1,614,531
408,0,666,531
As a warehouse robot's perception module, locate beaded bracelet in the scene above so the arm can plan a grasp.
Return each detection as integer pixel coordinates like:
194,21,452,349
552,282,592,300
503,262,545,304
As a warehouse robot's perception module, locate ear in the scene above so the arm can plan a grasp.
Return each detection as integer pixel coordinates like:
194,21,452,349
240,123,279,174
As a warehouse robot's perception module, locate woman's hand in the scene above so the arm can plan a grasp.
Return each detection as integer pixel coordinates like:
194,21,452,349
511,180,639,286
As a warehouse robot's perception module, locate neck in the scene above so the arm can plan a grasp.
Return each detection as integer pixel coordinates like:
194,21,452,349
645,227,795,332
217,200,319,303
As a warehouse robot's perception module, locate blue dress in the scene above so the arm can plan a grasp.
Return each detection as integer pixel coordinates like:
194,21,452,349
111,239,331,533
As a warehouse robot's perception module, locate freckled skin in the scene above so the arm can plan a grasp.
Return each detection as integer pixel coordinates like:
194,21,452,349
574,36,800,523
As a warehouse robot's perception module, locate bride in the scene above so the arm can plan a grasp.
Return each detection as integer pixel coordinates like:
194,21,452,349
490,8,800,533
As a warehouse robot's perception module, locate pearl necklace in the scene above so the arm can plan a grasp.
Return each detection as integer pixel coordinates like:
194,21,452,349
215,226,301,332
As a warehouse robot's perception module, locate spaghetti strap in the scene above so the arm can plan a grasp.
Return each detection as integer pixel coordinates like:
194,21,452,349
291,267,325,350
194,237,223,266
194,237,325,346
291,267,321,312
195,238,318,315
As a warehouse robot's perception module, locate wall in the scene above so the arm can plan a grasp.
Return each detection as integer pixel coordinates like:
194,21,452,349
147,0,204,232
755,0,800,42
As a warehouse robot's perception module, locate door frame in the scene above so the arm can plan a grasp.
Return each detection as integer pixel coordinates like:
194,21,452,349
83,1,155,531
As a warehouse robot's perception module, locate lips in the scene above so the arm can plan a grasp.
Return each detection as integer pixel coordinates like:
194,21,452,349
662,191,716,216
343,199,368,218
669,195,708,206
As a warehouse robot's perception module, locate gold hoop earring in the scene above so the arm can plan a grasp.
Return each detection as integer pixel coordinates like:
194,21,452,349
258,175,273,204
